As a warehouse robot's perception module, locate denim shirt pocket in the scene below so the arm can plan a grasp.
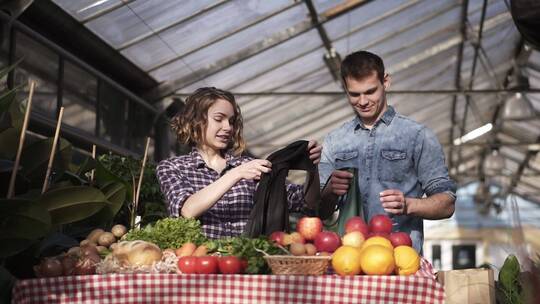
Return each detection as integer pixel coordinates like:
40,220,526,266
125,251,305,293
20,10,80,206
378,149,408,182
334,151,358,170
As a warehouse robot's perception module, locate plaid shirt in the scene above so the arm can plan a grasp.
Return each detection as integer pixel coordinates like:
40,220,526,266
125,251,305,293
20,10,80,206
156,148,305,239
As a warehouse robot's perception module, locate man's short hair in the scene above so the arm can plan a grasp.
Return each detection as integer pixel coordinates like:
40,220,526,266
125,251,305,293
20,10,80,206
341,51,385,84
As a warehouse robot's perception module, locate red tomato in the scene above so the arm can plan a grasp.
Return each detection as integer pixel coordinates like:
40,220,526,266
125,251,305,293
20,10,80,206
240,259,248,274
196,256,219,274
218,256,243,274
177,256,198,274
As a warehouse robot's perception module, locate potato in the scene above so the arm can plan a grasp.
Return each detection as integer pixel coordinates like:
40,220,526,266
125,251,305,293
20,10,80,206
87,228,105,243
305,243,317,256
290,243,306,256
98,232,116,247
96,245,108,254
111,224,127,238
80,239,96,247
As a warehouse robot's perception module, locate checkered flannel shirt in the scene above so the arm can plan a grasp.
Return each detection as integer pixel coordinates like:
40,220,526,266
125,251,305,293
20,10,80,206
156,148,305,239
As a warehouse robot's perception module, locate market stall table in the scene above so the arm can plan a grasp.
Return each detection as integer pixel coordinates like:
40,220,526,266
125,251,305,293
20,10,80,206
12,259,444,304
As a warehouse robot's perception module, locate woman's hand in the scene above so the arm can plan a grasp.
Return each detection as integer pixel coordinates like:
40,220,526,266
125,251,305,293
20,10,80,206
230,159,272,180
307,140,322,165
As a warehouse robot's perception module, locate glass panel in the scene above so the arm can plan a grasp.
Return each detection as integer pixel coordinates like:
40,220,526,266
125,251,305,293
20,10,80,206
163,29,322,92
98,82,128,145
87,0,218,48
15,32,58,119
52,0,123,21
62,61,97,134
231,48,329,92
148,1,302,82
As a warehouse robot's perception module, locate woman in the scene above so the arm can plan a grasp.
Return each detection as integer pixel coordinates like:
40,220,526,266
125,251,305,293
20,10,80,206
157,87,322,239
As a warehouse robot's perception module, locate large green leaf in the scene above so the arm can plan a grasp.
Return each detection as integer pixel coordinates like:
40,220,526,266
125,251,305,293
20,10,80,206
0,198,51,258
39,186,109,225
84,182,127,225
0,127,20,159
75,156,96,177
0,58,23,79
0,88,17,115
19,137,73,186
95,159,133,201
102,181,127,215
8,95,26,130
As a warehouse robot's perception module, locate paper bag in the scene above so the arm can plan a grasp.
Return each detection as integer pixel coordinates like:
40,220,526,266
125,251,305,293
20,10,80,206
437,268,495,304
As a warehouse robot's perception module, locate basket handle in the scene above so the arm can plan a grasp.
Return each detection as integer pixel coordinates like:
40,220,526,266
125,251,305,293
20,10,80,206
254,245,291,256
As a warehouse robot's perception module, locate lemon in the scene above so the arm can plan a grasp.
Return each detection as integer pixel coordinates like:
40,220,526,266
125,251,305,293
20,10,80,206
394,245,420,275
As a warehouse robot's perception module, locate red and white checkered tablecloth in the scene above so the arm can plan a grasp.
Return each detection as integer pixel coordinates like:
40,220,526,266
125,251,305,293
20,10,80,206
12,258,444,304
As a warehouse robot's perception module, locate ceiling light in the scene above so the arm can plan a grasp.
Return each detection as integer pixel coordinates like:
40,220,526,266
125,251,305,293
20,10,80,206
503,92,536,120
528,144,540,151
484,149,505,176
453,123,493,145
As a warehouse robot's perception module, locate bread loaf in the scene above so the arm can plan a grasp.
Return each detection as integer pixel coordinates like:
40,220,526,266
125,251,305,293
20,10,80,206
112,241,162,266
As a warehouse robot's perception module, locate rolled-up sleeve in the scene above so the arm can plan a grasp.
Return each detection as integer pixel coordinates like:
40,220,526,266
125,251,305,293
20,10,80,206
414,127,457,197
318,134,335,189
156,160,194,217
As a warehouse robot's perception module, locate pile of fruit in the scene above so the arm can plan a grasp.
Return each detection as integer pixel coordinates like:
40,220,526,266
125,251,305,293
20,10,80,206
268,214,421,277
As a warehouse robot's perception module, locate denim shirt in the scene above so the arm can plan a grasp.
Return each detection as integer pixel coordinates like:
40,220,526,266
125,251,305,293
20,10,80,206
319,106,456,253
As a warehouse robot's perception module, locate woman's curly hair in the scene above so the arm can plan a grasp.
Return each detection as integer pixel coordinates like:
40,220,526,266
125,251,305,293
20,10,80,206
171,87,245,155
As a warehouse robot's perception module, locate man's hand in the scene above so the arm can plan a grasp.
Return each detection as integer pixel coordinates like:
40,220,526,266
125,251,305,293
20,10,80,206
307,140,322,164
380,189,407,215
327,170,353,196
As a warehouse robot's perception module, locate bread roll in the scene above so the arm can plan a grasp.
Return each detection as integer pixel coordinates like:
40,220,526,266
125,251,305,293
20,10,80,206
112,241,162,266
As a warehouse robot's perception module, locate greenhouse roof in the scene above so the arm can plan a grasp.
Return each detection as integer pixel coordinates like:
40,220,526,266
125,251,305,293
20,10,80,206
50,0,540,205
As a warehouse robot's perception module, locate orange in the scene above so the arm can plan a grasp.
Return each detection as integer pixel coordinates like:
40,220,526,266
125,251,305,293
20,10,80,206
360,245,395,275
359,236,393,253
331,246,362,276
394,245,420,275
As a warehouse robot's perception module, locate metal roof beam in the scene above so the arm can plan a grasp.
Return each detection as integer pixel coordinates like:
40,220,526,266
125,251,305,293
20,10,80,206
174,88,540,97
449,0,469,170
456,0,489,176
80,0,135,24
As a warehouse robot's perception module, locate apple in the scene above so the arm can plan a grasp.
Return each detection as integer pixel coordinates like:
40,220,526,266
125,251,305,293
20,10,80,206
344,216,369,237
296,217,323,240
314,231,341,253
269,231,287,246
389,232,412,247
369,214,393,234
341,231,365,248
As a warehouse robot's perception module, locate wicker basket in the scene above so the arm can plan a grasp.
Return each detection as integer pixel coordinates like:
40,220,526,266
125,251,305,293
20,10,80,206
264,255,332,275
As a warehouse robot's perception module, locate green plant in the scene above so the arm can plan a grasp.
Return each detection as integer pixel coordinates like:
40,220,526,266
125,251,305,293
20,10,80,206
0,62,128,282
97,153,167,227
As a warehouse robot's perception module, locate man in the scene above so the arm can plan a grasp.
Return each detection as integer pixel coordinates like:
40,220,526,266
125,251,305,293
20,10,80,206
318,51,456,253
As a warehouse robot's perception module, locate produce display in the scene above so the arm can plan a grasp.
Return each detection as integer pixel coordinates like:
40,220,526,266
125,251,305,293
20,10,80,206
32,215,420,278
